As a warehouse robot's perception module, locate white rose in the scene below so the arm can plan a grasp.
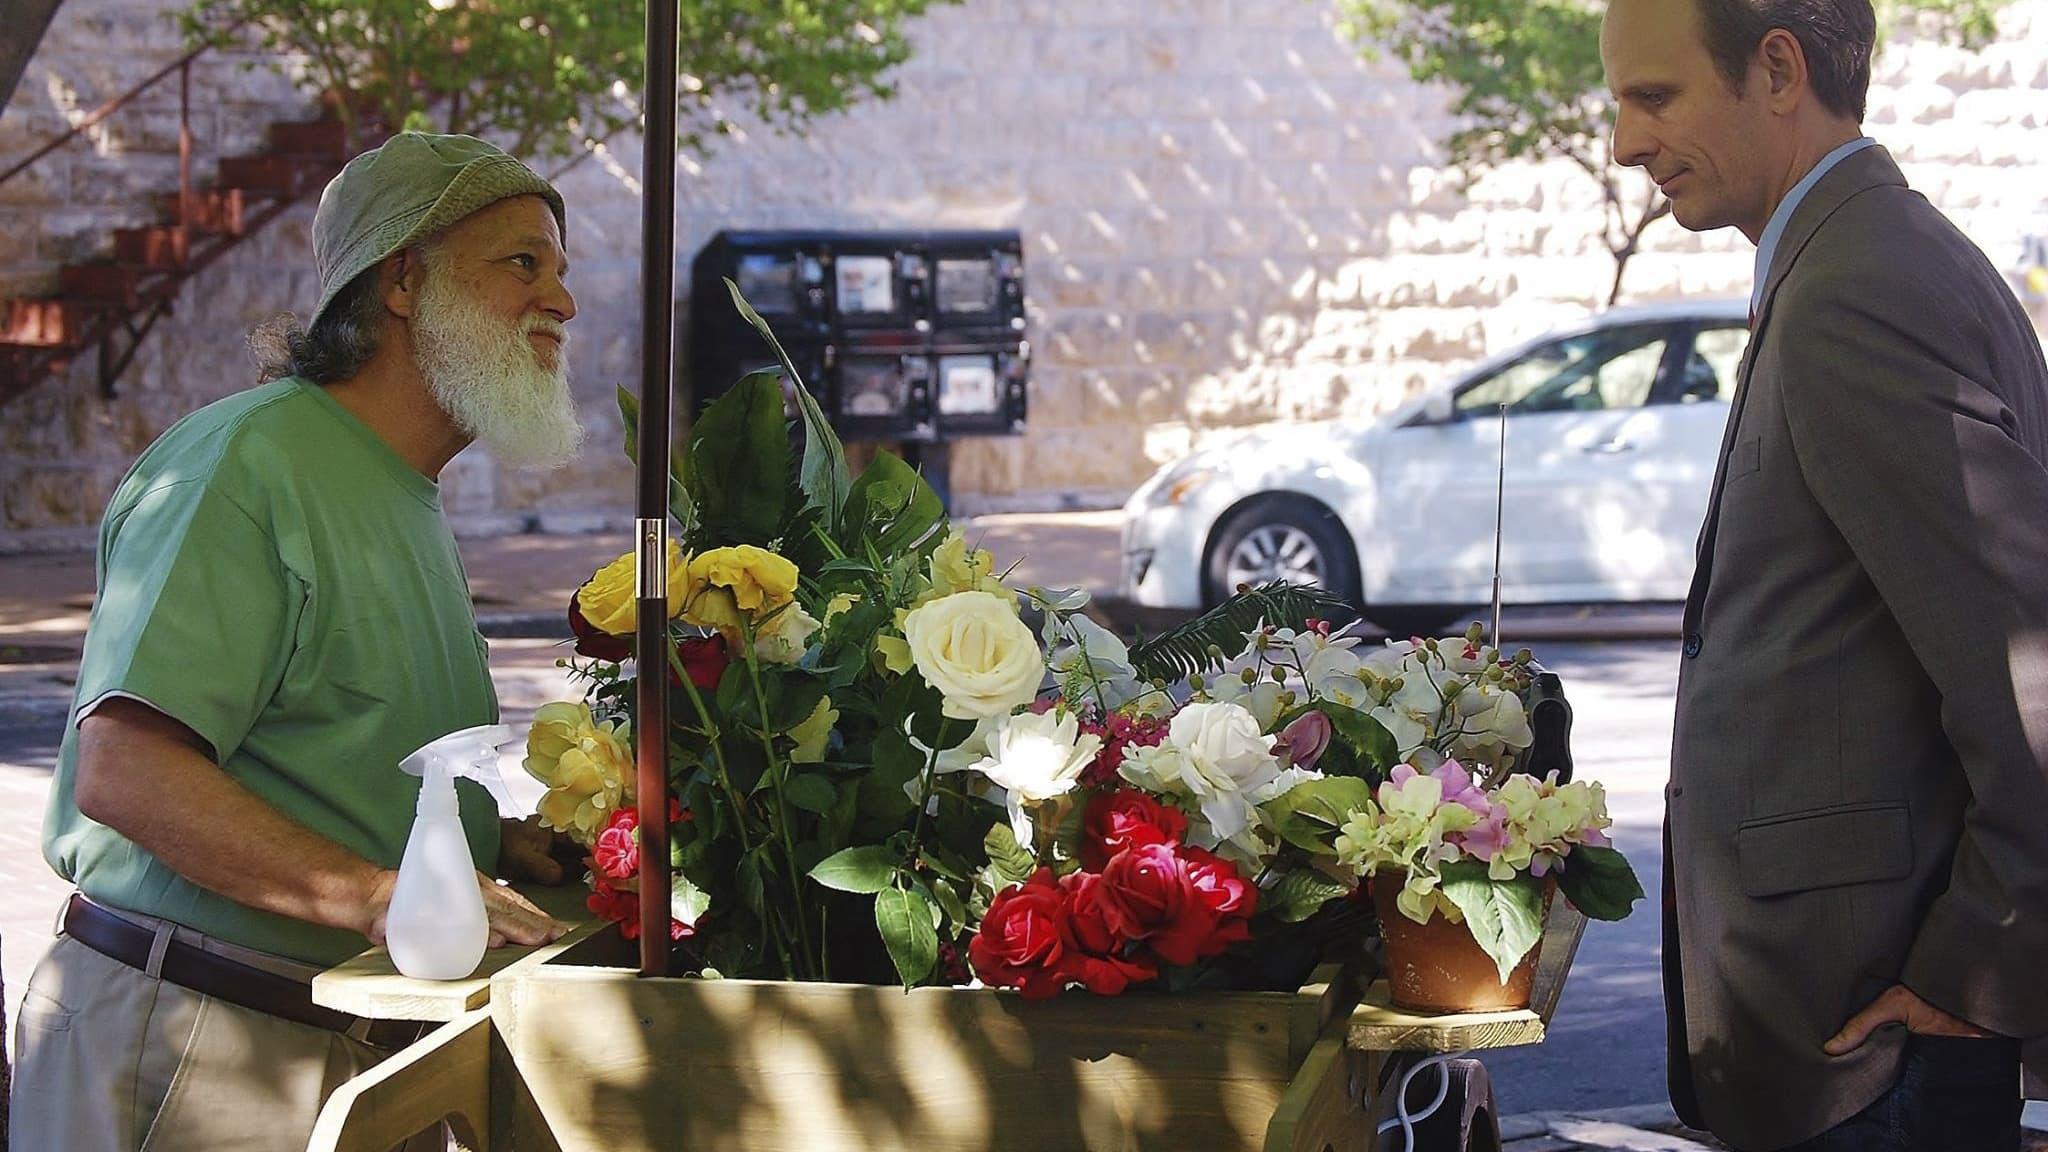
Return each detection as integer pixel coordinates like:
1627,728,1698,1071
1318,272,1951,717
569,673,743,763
902,591,1046,720
966,709,1103,850
1166,701,1283,844
753,603,821,666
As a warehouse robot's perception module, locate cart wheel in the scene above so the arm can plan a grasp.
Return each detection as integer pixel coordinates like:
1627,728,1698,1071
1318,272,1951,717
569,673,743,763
1372,1054,1501,1152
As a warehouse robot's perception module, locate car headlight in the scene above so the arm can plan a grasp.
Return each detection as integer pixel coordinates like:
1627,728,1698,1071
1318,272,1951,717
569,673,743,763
1147,464,1217,509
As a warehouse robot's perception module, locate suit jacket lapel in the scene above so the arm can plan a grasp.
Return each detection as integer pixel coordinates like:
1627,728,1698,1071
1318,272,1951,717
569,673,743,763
1681,146,1911,626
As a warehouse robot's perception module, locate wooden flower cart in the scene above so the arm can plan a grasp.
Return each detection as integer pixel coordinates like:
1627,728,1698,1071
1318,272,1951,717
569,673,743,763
304,894,1584,1152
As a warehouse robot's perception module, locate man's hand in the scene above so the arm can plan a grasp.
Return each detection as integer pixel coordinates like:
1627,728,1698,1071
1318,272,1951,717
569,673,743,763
478,878,571,948
1824,983,2000,1055
497,815,575,886
361,868,571,949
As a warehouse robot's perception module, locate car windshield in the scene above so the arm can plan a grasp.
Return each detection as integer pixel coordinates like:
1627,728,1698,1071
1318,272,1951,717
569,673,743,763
1455,325,1670,417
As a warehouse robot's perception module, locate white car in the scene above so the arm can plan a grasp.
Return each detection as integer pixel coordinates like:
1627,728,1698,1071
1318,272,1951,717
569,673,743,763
1120,299,1752,632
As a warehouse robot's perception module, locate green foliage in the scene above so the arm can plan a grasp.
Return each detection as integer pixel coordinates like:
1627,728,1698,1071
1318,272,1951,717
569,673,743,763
727,279,852,536
685,371,791,546
875,886,939,985
1284,699,1399,783
1438,861,1547,984
1263,776,1375,854
181,0,961,160
809,845,899,894
1266,869,1356,924
1556,844,1645,921
1337,0,2012,303
1128,582,1348,683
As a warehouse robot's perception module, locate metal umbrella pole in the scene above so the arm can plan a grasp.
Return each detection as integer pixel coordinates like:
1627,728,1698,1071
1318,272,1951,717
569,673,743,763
634,0,680,975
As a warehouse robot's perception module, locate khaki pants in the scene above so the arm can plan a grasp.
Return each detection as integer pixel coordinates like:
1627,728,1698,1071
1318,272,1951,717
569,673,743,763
11,935,437,1152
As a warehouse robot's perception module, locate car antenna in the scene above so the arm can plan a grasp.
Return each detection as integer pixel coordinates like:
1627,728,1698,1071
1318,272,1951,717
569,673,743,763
1491,401,1507,649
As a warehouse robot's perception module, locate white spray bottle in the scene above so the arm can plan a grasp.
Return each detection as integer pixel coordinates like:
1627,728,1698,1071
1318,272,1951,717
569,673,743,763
388,724,520,980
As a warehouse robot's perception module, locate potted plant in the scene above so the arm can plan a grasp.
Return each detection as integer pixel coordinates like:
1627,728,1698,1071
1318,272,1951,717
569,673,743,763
1309,632,1646,1011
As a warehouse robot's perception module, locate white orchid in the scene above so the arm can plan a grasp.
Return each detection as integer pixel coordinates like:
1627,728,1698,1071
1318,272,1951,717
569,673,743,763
961,709,1102,851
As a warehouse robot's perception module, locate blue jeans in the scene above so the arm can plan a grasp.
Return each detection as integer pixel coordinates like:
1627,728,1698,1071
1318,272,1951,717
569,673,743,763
1782,1033,2022,1152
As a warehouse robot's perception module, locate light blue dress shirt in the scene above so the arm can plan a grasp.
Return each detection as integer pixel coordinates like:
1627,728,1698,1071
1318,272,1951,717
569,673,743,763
1751,136,1878,318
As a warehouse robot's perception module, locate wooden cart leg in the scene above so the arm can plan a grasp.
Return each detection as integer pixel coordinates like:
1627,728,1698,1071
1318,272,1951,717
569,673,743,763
306,1008,493,1152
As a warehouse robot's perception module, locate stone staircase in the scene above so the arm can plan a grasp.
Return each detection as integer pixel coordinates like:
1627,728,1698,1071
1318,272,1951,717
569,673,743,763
0,113,363,408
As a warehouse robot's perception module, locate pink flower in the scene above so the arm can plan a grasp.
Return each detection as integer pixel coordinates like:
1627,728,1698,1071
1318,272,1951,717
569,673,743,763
1274,710,1333,770
1458,809,1510,864
1078,710,1169,788
1430,759,1494,818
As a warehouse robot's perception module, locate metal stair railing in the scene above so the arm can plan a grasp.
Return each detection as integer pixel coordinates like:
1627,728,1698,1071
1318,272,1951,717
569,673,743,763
0,18,366,405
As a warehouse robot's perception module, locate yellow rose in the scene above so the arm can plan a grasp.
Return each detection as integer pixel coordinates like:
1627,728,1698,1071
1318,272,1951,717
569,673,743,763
693,545,798,611
684,545,800,639
927,531,1010,602
788,695,838,764
874,606,915,675
523,701,634,845
574,540,691,636
901,590,1045,720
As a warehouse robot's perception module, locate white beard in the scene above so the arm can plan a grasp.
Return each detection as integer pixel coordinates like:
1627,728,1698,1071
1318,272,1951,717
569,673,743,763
412,272,584,471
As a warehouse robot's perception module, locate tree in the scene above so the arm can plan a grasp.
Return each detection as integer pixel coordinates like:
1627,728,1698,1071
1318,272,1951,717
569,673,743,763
183,0,959,163
1337,0,2011,306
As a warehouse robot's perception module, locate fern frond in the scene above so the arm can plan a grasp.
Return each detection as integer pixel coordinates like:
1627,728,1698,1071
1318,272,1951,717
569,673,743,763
1129,582,1352,683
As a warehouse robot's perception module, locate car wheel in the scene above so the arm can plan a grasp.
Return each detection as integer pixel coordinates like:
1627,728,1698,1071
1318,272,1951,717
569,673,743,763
1203,495,1360,613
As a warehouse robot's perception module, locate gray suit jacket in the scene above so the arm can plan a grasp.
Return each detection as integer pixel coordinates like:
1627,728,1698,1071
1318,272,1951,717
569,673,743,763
1666,144,2048,1150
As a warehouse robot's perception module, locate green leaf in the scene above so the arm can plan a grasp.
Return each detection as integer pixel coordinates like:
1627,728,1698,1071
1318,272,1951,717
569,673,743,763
809,845,899,894
784,772,837,815
1318,701,1400,779
1439,862,1546,985
983,822,1038,885
1267,869,1355,924
686,370,789,545
1261,777,1375,854
1557,845,1645,922
876,887,939,986
842,449,946,556
671,874,712,928
726,277,850,535
615,386,696,537
931,877,969,930
1129,582,1349,682
855,728,923,834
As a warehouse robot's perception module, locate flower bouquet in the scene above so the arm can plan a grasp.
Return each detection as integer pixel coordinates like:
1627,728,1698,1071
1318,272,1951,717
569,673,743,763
521,284,1643,1004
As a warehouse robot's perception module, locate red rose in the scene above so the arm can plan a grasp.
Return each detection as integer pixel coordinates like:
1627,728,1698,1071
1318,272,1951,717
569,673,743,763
590,799,689,883
1096,843,1213,967
1080,789,1188,872
1180,846,1257,955
967,869,1072,1000
1058,871,1159,995
569,596,632,661
587,874,695,941
668,634,730,692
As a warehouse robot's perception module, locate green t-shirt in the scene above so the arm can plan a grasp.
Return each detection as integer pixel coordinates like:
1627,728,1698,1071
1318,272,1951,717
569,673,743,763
45,376,502,966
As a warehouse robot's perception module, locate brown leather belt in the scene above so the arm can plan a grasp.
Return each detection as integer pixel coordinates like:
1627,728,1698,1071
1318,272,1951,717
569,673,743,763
60,894,419,1048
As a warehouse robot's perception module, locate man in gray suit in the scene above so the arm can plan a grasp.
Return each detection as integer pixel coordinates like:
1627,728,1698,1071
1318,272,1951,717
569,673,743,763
1602,1,2048,1148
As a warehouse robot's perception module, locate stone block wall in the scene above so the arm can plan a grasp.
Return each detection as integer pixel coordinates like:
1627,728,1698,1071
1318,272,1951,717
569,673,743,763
3,0,2046,547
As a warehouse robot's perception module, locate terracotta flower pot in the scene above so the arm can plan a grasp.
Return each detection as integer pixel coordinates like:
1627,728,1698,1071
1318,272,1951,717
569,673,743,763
1370,872,1552,1013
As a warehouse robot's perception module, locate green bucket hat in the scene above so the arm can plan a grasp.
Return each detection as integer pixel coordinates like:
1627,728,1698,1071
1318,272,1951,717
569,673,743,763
309,131,566,330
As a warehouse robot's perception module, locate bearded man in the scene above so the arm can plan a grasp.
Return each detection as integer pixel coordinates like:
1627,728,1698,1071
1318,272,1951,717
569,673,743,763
11,133,580,1152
